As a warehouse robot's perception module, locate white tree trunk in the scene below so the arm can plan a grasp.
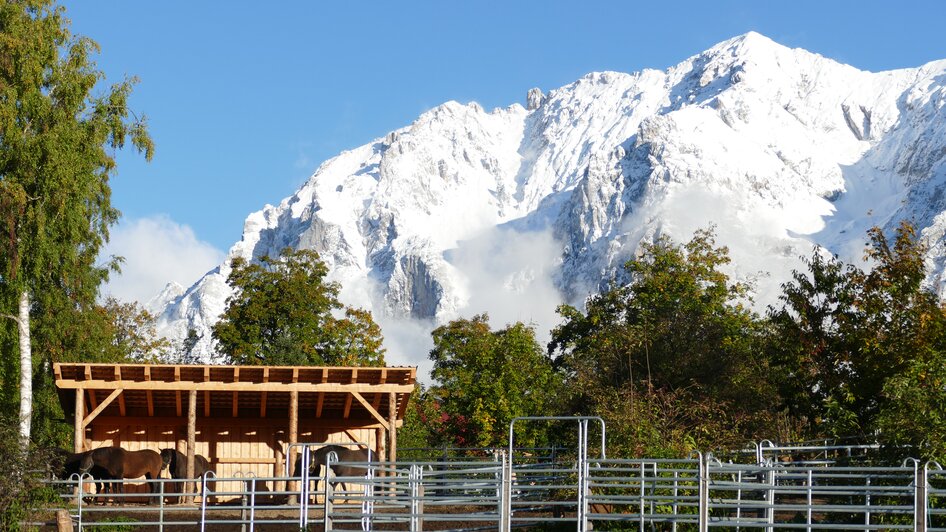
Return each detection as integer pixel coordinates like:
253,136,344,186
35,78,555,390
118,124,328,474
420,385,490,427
18,289,32,447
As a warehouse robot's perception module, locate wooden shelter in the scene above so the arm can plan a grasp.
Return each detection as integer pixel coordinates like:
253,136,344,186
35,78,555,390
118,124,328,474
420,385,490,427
54,362,415,496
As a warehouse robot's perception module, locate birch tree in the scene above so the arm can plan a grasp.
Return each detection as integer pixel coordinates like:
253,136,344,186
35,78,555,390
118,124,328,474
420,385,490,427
0,0,152,448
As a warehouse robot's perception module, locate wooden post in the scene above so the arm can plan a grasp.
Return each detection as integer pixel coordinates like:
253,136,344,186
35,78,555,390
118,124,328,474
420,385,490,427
375,427,385,480
74,389,84,452
275,433,285,492
388,392,397,464
288,391,299,503
56,509,74,532
375,427,385,461
185,389,197,503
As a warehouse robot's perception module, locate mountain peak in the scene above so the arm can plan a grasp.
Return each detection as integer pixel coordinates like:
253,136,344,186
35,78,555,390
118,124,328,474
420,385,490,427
152,35,946,372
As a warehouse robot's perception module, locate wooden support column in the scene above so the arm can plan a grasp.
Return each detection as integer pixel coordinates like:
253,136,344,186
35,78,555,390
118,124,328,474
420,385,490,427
185,389,197,503
74,389,85,452
274,432,285,492
288,390,299,503
375,427,386,479
388,392,397,464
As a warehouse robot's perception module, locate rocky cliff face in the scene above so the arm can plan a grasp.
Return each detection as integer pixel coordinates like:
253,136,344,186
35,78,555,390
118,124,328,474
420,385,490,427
154,32,946,368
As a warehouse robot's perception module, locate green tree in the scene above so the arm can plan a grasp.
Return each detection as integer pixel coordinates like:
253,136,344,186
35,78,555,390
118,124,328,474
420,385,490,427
0,0,153,447
99,298,170,363
550,229,781,455
769,221,946,443
428,315,561,449
213,247,385,366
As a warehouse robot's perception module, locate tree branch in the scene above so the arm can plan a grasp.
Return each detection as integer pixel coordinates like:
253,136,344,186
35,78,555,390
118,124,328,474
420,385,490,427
0,313,22,326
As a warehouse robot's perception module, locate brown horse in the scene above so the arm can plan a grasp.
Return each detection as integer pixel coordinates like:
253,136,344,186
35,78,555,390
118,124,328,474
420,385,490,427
160,448,214,503
81,447,164,504
52,448,112,500
292,444,371,495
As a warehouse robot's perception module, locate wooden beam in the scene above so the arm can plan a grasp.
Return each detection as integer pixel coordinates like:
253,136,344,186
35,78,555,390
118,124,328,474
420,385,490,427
186,389,197,502
316,392,324,418
74,389,85,452
343,429,360,443
397,387,411,420
351,391,389,430
145,366,154,417
289,391,298,445
372,392,382,412
288,390,299,499
388,391,397,464
87,389,98,413
81,389,122,429
232,368,240,416
202,367,210,417
56,380,415,393
175,367,182,417
343,394,353,419
376,426,385,464
92,415,388,430
260,368,269,417
118,391,126,417
208,456,278,464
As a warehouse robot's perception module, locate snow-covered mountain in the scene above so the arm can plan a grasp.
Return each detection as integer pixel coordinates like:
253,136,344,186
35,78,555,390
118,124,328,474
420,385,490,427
154,32,946,368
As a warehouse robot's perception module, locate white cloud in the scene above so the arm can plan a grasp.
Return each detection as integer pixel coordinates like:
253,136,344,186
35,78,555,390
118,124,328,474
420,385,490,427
376,316,436,383
101,215,225,305
449,226,565,348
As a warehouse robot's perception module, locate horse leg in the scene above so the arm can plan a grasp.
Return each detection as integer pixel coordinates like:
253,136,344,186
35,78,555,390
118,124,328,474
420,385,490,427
146,472,159,505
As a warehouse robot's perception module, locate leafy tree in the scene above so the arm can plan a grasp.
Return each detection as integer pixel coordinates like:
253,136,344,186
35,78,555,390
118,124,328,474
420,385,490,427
213,247,385,366
0,0,153,446
172,328,202,364
396,385,449,458
550,228,782,454
769,221,946,443
428,315,561,449
99,298,170,363
876,354,946,461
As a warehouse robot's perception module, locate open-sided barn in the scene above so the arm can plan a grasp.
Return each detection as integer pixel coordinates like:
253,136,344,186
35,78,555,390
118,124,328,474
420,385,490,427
54,362,416,496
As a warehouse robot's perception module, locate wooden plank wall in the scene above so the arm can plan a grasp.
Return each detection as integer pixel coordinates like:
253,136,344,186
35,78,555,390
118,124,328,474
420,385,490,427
88,422,376,500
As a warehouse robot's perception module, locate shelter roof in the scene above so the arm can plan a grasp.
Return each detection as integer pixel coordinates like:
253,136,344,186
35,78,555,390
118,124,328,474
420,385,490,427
54,363,416,426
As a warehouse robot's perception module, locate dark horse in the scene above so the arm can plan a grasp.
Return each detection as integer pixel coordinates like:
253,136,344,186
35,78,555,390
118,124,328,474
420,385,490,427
160,448,213,503
51,448,112,500
292,444,371,495
80,447,164,504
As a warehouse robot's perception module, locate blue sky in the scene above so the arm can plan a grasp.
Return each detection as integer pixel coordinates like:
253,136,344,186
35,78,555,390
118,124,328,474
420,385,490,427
59,0,946,302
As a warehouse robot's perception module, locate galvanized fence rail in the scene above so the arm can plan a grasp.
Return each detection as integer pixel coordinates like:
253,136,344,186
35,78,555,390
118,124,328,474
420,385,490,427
39,440,946,531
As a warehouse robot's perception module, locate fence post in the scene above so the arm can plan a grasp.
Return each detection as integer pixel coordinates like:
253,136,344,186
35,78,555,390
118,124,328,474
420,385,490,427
500,452,512,532
765,467,775,532
639,461,646,531
698,453,708,532
249,479,256,532
324,474,334,532
578,419,590,532
916,462,927,532
158,479,165,532
76,474,84,531
806,469,812,532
